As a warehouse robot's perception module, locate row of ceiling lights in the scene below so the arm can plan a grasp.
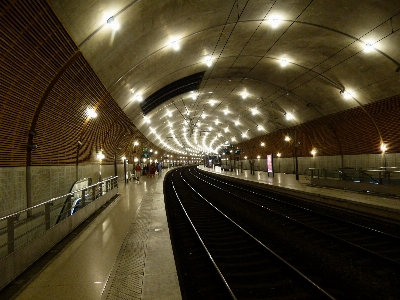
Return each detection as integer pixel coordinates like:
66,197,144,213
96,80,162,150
103,12,377,156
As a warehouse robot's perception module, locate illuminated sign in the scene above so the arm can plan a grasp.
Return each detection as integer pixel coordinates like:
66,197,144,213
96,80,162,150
267,154,273,173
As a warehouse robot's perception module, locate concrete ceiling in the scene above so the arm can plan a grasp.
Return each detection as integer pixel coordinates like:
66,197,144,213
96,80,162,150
49,0,400,157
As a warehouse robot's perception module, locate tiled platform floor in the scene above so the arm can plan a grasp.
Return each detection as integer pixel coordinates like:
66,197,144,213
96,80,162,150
13,169,181,300
11,165,400,300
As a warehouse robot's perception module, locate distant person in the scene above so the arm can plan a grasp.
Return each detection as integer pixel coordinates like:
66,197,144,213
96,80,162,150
157,162,162,175
135,164,141,184
249,159,255,175
150,164,156,178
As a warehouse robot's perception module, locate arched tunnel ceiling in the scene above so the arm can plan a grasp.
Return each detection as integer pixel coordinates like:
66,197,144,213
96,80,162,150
49,0,400,157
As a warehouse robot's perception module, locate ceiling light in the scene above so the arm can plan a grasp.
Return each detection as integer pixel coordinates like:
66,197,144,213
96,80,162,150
241,91,248,99
270,16,281,28
224,127,229,133
224,108,229,115
234,120,240,126
340,89,352,100
106,16,120,31
209,100,215,106
261,142,265,146
144,116,151,124
201,114,206,119
380,143,387,152
364,42,373,52
171,40,180,51
215,119,220,125
133,93,143,102
87,108,98,118
204,55,213,67
285,112,293,120
258,125,264,131
280,57,288,67
285,136,291,141
251,108,258,115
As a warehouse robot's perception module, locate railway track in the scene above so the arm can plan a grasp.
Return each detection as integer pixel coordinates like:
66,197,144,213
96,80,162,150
166,168,335,299
165,166,400,299
192,168,400,266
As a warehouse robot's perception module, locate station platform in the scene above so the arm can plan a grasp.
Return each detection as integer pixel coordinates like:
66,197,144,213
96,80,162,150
200,166,400,222
11,169,181,300
7,165,400,300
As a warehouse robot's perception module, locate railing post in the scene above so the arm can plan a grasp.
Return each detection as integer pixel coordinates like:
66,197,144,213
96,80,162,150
81,189,86,207
106,179,109,192
99,182,103,196
91,185,96,200
7,216,15,255
45,203,52,230
66,195,72,216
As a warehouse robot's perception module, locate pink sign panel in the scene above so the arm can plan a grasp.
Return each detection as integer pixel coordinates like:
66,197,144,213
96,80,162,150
267,154,273,173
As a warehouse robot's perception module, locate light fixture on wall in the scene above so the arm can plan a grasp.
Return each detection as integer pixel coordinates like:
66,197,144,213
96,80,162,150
27,143,38,150
97,150,105,160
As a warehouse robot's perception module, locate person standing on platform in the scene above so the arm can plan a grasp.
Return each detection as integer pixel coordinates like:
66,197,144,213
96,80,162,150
249,159,255,174
135,163,141,184
157,162,162,175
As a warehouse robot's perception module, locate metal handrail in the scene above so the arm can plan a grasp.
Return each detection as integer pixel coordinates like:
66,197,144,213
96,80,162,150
0,176,118,222
0,176,118,259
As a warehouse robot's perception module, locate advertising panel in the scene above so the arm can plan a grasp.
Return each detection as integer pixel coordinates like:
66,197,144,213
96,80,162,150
267,154,273,173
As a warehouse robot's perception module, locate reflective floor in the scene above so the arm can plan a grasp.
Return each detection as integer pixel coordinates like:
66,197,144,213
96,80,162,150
10,165,400,300
14,170,181,300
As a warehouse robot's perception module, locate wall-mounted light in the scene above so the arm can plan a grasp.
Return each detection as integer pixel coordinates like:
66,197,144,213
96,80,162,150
277,152,281,157
257,155,261,159
29,130,37,137
97,150,105,160
121,156,126,161
27,143,38,150
261,142,265,147
380,143,387,153
285,136,291,142
311,149,317,156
